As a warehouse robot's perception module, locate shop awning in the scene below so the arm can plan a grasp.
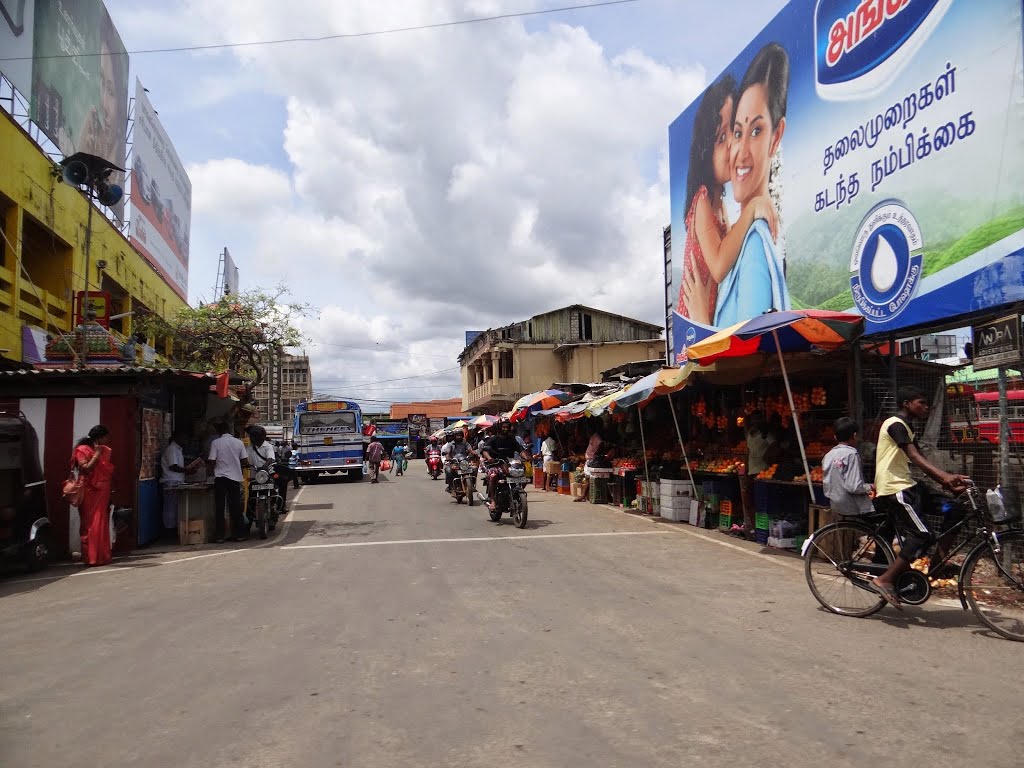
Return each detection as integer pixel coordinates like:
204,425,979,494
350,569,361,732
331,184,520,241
607,364,696,412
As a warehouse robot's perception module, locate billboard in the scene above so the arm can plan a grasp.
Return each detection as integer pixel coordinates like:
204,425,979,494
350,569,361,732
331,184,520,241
30,0,129,219
668,0,1024,362
0,0,34,97
222,247,239,296
129,80,191,300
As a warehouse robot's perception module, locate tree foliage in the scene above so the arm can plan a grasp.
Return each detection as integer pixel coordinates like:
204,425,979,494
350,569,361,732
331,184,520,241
137,285,306,396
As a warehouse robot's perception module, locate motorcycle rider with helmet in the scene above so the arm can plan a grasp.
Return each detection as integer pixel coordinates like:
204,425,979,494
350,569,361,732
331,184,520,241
441,431,477,491
480,419,530,512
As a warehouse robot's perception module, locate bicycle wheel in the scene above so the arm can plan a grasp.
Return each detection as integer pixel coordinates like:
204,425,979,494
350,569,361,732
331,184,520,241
804,522,894,618
962,532,1024,642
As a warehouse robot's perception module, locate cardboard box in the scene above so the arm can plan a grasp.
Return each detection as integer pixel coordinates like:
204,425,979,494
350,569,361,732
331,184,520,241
178,518,205,546
688,498,701,526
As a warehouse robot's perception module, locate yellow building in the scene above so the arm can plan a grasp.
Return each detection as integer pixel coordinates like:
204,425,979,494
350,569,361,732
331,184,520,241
0,111,186,364
460,305,664,413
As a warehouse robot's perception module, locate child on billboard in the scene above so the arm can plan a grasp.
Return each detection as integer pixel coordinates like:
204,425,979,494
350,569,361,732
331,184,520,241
677,43,791,326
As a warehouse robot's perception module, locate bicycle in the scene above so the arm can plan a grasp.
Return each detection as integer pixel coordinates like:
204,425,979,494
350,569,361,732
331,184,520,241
803,482,1024,641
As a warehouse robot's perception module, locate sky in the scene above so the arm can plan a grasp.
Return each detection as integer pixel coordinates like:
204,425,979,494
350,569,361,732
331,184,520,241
101,0,788,410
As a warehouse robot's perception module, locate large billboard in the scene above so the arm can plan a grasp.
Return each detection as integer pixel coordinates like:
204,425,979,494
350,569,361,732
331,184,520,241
30,0,129,219
668,0,1024,362
0,0,34,97
129,79,191,300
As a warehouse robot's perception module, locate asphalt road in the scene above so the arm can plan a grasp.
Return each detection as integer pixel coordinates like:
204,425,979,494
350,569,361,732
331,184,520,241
2,463,1021,768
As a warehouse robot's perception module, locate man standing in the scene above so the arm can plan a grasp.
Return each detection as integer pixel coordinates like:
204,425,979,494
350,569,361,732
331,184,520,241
869,387,969,609
367,437,385,483
207,422,250,543
540,433,558,492
160,429,187,531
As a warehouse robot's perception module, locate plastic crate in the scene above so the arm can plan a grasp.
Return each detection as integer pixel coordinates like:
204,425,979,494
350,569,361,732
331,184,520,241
589,477,610,504
718,510,734,530
755,512,771,530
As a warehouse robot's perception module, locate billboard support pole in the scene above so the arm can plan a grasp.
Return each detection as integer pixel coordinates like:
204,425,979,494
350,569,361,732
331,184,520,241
998,367,1010,484
78,190,96,368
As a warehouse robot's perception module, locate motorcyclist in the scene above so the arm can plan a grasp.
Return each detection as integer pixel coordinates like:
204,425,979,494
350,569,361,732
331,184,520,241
246,426,277,519
481,419,530,511
441,431,476,491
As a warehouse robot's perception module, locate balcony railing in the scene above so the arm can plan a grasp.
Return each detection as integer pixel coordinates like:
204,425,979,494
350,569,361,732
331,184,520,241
466,378,516,409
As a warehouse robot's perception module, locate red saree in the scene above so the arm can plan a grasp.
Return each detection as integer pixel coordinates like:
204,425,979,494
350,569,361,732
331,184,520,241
73,444,114,566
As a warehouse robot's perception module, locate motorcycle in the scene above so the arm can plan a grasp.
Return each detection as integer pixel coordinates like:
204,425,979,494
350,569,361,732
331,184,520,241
484,458,529,528
426,449,443,480
448,457,478,506
247,464,283,539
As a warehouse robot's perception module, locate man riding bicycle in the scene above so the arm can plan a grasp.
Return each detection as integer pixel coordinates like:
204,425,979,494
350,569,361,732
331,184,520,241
869,386,969,609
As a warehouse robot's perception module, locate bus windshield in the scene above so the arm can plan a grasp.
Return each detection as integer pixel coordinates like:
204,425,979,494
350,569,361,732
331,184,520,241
298,411,357,434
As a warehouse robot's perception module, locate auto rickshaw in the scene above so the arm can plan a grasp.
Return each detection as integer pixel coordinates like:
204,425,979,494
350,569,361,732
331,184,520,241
0,411,50,571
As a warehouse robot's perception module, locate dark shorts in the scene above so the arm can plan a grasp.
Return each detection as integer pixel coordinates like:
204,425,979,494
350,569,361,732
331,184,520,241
875,484,934,561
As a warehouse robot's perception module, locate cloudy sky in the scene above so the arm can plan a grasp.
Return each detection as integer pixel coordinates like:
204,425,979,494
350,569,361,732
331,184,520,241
104,0,786,410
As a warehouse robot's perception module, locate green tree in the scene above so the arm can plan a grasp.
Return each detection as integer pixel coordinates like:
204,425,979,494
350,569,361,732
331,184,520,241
137,285,306,399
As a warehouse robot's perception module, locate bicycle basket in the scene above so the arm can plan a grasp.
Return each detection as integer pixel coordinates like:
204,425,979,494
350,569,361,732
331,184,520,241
985,486,1022,525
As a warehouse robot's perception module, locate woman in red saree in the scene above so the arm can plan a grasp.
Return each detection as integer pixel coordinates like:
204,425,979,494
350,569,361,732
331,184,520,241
72,425,114,566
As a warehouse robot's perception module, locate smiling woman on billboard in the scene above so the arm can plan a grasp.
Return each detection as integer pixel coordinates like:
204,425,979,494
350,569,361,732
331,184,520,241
678,43,791,327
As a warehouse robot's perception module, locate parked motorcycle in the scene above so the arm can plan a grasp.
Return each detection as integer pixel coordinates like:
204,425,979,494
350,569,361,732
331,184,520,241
0,411,50,571
426,449,443,480
247,465,282,539
448,457,478,506
484,458,529,528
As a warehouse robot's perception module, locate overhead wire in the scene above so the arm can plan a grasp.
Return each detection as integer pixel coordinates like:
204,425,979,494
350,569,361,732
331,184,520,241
0,0,640,61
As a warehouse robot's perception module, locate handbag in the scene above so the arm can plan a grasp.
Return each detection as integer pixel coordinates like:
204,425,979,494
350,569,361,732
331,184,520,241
62,460,85,507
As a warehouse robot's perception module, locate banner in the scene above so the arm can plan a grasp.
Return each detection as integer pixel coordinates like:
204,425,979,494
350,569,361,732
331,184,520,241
372,420,408,439
30,0,128,219
222,247,239,296
668,0,1024,362
0,0,34,96
129,79,191,300
407,413,428,436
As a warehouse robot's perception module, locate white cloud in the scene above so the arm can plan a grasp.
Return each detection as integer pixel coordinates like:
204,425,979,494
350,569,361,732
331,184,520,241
114,1,710,407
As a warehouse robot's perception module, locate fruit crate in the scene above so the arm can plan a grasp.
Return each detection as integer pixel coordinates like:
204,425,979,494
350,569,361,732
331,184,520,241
718,500,735,530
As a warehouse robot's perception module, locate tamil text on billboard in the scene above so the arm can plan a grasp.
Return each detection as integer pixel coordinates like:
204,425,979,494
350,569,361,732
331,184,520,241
31,0,128,219
0,0,34,97
129,79,191,300
668,0,1024,362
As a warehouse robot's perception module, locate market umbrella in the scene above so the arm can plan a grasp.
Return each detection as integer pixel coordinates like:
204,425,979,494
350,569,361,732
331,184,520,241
686,309,864,500
471,414,498,428
607,365,698,489
447,420,470,431
510,389,574,421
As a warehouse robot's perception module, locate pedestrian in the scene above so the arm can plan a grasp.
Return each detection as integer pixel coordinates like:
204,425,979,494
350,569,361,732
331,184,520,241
367,437,385,483
206,421,250,543
821,417,873,517
71,425,114,566
540,432,558,491
160,428,188,532
391,442,407,476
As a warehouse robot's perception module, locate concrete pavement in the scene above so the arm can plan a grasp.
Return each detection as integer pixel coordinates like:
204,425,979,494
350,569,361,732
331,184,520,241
1,462,1019,767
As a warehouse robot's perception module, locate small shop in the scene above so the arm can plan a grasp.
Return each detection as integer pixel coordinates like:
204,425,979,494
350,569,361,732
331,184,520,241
0,366,231,558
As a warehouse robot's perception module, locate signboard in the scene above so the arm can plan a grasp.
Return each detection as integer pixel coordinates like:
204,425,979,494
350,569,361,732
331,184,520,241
308,401,349,412
129,80,191,300
372,419,408,438
0,0,34,97
74,290,111,327
668,0,1024,363
30,0,129,219
407,413,428,436
222,247,239,296
465,330,484,347
972,314,1023,370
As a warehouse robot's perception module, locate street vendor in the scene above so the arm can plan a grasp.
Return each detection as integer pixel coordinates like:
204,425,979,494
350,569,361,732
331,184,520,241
740,412,773,540
160,429,188,530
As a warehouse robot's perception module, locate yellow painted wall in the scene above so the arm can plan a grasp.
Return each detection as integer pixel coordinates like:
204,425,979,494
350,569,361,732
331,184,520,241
0,113,186,362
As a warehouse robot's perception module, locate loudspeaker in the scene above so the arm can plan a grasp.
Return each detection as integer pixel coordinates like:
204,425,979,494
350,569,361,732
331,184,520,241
95,182,123,207
61,160,89,186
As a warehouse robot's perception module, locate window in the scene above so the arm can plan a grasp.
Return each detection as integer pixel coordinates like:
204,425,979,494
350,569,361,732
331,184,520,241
582,313,593,341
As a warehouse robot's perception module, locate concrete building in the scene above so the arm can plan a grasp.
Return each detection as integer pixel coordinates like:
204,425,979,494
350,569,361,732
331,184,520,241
459,305,663,413
390,398,467,420
0,112,186,365
252,349,312,425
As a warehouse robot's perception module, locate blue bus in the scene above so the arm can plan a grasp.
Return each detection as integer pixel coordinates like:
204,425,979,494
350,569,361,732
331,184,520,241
293,400,366,482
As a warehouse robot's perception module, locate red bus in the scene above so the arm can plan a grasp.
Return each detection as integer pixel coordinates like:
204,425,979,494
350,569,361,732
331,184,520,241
947,385,1024,445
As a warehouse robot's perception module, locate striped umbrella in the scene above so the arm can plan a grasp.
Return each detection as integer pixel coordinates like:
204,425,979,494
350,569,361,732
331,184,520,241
510,389,574,421
471,414,498,428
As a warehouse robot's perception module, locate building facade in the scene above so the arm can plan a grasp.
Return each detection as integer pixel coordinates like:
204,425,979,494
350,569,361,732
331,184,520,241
252,349,312,425
0,112,186,365
459,305,663,413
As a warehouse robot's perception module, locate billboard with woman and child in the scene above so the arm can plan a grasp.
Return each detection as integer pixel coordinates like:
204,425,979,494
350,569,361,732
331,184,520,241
668,0,1024,362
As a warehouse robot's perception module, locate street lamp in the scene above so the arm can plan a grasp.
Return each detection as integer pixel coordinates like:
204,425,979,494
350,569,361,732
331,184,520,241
58,152,124,365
